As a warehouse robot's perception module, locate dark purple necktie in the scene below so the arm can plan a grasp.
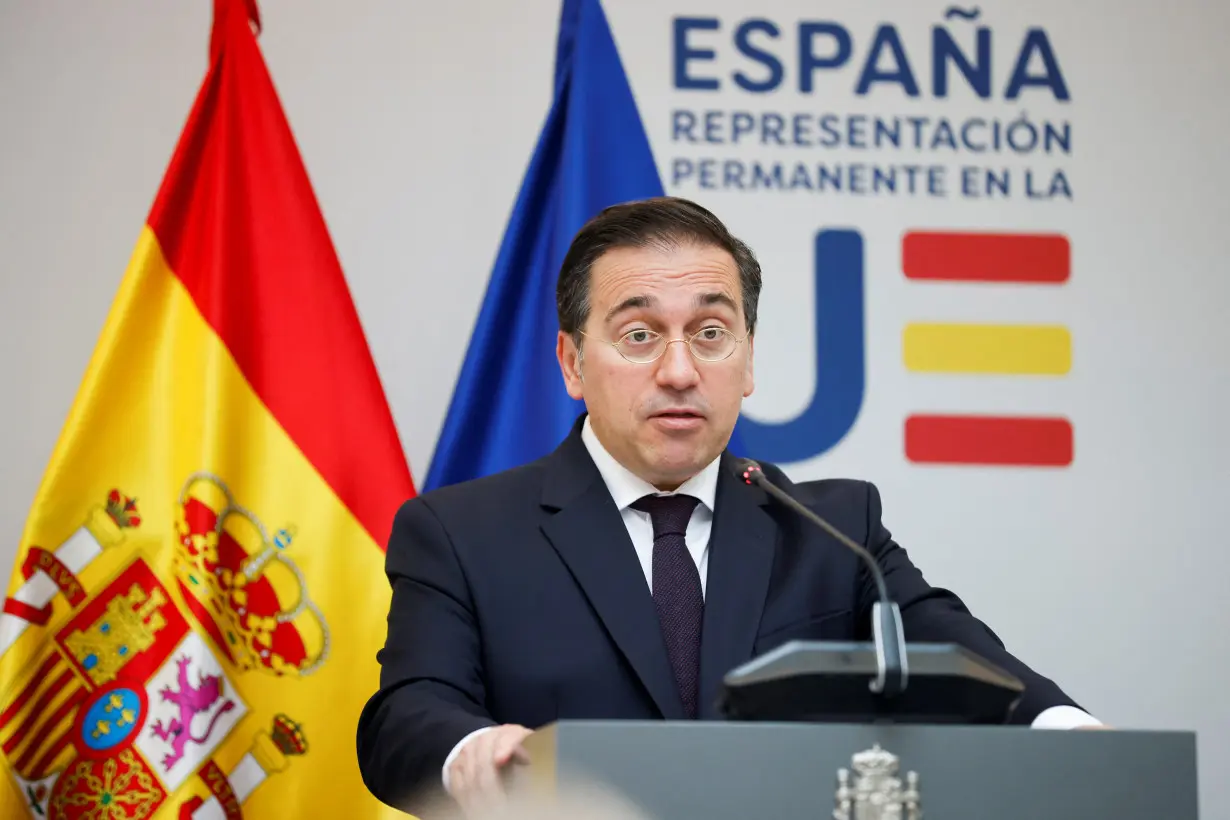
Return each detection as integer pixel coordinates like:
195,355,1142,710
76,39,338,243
631,493,703,718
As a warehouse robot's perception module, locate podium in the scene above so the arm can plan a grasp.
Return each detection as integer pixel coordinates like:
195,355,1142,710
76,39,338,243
504,641,1198,817
509,721,1198,819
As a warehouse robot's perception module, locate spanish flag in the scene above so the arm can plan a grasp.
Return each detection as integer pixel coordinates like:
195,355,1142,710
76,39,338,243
0,1,413,817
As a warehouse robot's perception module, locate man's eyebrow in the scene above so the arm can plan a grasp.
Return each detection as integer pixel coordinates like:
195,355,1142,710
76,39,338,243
697,292,738,313
602,292,738,323
604,295,655,323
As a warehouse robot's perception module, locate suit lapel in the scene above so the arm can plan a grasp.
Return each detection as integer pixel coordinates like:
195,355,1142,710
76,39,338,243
697,453,777,718
539,424,686,720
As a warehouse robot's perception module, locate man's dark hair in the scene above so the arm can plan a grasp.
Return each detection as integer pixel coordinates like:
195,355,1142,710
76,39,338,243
556,196,763,342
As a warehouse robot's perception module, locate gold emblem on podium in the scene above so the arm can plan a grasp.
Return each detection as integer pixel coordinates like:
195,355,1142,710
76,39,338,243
833,743,921,820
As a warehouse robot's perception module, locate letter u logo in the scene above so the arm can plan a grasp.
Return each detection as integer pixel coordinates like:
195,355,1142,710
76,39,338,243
732,229,866,463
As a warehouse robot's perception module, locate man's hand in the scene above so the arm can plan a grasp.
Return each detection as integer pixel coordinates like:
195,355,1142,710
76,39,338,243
446,724,533,814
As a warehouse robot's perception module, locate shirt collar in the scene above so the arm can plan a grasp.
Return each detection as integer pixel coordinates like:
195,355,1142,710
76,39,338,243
581,415,720,512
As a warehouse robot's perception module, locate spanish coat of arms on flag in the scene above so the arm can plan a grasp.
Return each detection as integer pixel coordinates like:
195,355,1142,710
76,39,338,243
0,1,415,817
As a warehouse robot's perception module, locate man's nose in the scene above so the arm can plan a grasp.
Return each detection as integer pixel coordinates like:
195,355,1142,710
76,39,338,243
654,339,699,389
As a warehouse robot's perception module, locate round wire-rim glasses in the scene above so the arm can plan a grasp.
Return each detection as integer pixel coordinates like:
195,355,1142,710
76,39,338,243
579,327,747,364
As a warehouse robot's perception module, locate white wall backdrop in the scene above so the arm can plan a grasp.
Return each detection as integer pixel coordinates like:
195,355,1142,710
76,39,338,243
2,0,1227,815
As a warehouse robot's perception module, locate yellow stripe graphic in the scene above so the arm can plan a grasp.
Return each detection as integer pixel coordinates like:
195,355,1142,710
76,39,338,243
903,323,1071,375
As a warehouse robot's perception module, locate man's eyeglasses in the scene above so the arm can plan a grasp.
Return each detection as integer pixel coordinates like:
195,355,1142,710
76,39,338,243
578,327,747,364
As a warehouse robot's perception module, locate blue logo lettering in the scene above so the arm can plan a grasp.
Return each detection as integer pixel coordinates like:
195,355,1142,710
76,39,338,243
735,229,865,462
672,12,1070,101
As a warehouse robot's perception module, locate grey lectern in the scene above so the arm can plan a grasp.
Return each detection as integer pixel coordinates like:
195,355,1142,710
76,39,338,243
510,720,1197,819
506,641,1198,818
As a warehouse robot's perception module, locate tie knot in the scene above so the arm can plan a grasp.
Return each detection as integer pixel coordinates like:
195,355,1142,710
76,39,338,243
630,494,700,538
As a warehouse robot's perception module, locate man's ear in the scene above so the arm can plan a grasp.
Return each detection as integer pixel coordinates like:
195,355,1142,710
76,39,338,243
557,331,585,399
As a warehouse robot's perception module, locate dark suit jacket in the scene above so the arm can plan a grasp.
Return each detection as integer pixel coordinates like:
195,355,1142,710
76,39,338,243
356,417,1079,812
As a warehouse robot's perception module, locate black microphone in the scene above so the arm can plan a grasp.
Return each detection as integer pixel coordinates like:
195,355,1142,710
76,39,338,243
735,458,908,698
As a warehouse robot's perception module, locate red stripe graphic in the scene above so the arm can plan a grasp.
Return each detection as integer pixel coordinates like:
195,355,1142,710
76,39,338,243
0,654,61,731
14,686,84,775
905,415,1073,466
903,232,1069,283
145,7,414,550
3,669,74,755
28,730,74,780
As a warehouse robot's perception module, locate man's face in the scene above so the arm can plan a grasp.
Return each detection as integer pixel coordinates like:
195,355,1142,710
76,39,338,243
557,241,755,490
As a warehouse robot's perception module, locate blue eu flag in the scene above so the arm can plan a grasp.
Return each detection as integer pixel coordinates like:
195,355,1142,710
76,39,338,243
424,0,869,489
424,0,670,490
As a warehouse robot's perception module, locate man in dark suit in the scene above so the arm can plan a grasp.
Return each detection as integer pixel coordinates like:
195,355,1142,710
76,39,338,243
356,197,1100,816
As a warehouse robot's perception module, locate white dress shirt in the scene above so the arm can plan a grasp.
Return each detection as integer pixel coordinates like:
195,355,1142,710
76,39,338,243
441,418,1100,791
580,416,721,598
